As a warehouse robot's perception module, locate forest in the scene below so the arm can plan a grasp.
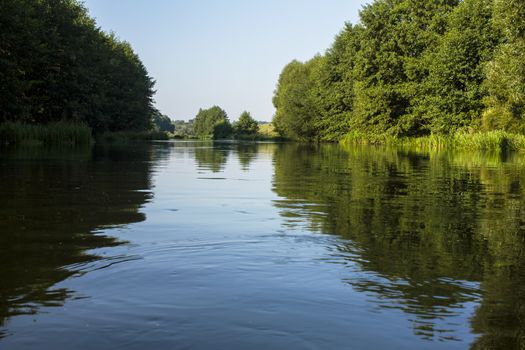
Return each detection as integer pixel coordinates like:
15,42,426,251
3,0,525,148
0,0,271,145
192,106,269,140
0,0,155,144
273,0,525,145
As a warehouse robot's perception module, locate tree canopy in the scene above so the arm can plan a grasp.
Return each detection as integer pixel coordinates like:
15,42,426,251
272,57,323,141
272,0,524,141
482,0,525,134
0,0,155,133
152,110,175,133
193,106,232,139
233,111,259,136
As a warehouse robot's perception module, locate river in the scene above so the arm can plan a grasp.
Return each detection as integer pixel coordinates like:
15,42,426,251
1,141,524,349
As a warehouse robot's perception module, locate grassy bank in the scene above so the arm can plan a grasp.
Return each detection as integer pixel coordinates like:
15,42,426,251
0,121,93,146
341,131,525,152
0,122,173,147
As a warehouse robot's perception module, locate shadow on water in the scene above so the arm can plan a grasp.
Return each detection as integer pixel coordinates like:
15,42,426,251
0,143,155,338
272,143,525,348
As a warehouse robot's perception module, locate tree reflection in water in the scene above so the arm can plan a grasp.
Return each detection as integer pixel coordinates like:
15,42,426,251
272,143,525,347
0,144,155,335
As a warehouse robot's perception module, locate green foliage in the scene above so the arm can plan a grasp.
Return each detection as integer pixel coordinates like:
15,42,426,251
419,0,500,134
272,0,525,143
193,106,232,139
351,0,459,136
272,57,324,141
492,0,525,40
483,40,525,133
0,0,155,134
312,24,361,141
482,0,525,133
342,130,525,152
172,120,195,138
213,120,233,139
0,121,92,146
152,110,175,133
233,111,259,136
258,123,279,138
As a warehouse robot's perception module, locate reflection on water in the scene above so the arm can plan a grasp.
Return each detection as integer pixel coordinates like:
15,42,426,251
0,144,154,335
194,144,230,173
0,141,524,349
234,143,259,171
272,144,525,347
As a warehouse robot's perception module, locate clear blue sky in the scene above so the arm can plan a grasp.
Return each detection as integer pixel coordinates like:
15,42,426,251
83,0,369,121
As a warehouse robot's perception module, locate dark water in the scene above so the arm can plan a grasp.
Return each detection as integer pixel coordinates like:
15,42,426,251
1,142,524,349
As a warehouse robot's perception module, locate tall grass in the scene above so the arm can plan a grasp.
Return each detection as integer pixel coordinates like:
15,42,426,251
341,131,525,152
0,121,93,146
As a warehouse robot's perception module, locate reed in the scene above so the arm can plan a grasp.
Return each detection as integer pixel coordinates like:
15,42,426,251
0,121,92,146
341,131,525,152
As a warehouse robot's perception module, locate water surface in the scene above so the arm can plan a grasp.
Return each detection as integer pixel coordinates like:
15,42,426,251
1,142,524,349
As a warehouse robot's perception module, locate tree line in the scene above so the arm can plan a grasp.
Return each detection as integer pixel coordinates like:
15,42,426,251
152,106,268,140
192,106,260,139
0,0,155,133
272,0,525,141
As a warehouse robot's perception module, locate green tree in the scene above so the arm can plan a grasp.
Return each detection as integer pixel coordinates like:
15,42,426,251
233,111,259,136
416,0,500,134
193,106,232,139
272,56,324,141
152,110,175,133
351,0,459,136
0,0,155,133
173,119,195,138
312,24,361,141
482,0,525,133
213,119,233,139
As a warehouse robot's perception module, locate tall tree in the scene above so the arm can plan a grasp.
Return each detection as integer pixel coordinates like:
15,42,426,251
234,111,259,136
482,0,525,133
416,0,500,134
312,24,361,141
272,56,324,141
193,106,232,139
0,0,155,132
152,110,175,133
351,0,459,136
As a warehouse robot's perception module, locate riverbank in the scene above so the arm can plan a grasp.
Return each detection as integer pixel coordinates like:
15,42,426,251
3,121,525,153
341,131,525,152
0,122,171,147
0,121,92,146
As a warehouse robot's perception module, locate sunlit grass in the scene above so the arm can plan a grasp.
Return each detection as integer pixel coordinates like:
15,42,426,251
341,131,525,152
231,123,284,141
